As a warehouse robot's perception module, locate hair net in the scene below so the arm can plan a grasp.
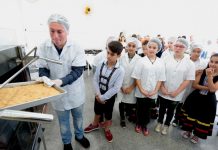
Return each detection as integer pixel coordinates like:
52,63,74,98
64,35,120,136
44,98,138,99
106,36,117,49
126,37,138,48
48,14,70,31
168,36,177,43
176,38,189,49
190,43,203,52
148,38,162,52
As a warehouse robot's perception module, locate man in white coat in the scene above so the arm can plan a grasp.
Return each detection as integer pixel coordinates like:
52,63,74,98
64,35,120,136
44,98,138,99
37,14,90,150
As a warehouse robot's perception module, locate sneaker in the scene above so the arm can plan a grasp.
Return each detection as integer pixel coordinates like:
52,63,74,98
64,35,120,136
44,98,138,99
155,123,162,133
190,135,199,144
84,123,99,133
64,143,73,150
135,125,142,133
105,130,113,142
182,131,191,139
120,120,126,128
172,119,178,127
161,125,169,135
143,128,149,136
75,136,90,148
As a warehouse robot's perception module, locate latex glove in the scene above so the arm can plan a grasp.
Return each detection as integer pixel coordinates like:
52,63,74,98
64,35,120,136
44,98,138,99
35,76,54,87
51,79,63,87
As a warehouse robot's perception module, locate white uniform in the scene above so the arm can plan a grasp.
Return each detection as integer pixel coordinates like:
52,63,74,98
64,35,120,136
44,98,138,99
131,56,166,99
117,53,140,104
181,58,208,102
159,55,195,102
161,49,174,59
37,39,86,111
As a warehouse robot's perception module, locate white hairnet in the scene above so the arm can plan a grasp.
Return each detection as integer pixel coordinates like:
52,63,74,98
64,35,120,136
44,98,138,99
190,43,203,52
106,36,117,49
148,38,162,52
48,14,70,31
126,37,138,48
168,36,177,43
176,38,189,49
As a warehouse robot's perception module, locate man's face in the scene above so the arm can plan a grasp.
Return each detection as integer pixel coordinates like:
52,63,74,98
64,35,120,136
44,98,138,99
49,22,68,49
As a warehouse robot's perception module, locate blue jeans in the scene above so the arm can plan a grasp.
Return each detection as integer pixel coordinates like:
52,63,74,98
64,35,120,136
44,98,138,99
56,104,84,144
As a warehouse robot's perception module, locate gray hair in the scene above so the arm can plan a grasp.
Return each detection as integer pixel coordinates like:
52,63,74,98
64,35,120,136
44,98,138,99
48,14,70,31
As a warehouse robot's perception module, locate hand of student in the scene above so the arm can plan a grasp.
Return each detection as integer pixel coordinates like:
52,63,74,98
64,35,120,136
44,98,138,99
125,87,133,94
95,95,105,104
141,89,149,97
196,69,203,76
148,90,156,97
169,91,179,98
206,68,214,77
161,87,169,96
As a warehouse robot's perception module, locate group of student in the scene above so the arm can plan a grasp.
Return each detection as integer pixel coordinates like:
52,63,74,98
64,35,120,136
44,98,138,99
83,35,218,144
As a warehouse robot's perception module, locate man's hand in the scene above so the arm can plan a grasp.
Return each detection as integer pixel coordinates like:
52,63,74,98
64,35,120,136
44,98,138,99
169,90,179,98
52,79,63,87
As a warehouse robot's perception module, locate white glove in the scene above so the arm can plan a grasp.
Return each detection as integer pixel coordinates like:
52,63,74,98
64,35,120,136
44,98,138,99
51,79,63,87
35,76,55,87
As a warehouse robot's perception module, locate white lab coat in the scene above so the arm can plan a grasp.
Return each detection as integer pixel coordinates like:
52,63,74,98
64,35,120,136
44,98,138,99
159,55,195,102
117,53,140,104
37,39,86,111
132,56,166,99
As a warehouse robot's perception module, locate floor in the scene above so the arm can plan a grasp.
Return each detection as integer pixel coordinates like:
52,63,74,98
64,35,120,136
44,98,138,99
39,70,218,150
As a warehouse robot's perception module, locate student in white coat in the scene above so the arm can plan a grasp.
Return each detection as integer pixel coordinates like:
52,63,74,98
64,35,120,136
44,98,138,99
36,14,90,150
156,38,195,135
173,43,208,126
161,36,177,59
132,38,166,136
117,37,141,128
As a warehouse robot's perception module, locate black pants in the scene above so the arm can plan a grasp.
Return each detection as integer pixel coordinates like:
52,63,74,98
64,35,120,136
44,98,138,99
94,95,116,120
119,102,136,120
136,97,154,129
158,96,179,126
174,102,183,121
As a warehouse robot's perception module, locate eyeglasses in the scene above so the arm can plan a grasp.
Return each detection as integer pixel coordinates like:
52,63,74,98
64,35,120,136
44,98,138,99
128,44,136,48
174,44,185,49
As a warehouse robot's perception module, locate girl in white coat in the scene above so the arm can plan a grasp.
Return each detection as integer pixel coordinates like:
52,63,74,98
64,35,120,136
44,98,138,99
156,38,195,135
117,37,141,128
132,38,166,136
173,43,208,126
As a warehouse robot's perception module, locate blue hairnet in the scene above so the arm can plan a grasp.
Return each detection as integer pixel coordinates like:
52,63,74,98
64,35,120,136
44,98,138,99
126,37,138,49
190,43,203,52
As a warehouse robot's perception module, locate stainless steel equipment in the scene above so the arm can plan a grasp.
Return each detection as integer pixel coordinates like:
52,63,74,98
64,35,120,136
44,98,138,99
0,45,63,150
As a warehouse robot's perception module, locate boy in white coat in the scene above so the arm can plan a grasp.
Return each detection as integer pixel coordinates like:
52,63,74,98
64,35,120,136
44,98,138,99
117,37,141,128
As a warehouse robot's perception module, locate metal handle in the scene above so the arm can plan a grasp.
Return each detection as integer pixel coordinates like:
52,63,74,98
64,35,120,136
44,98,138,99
0,57,39,89
39,57,62,65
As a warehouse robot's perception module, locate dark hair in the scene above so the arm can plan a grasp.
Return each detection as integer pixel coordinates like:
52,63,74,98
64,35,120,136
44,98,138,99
210,53,218,59
142,40,149,46
108,41,123,55
132,34,137,38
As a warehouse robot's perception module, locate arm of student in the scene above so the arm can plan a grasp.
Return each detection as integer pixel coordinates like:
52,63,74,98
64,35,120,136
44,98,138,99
192,72,209,90
160,83,169,95
135,79,149,97
170,80,191,98
124,80,136,94
148,81,162,97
